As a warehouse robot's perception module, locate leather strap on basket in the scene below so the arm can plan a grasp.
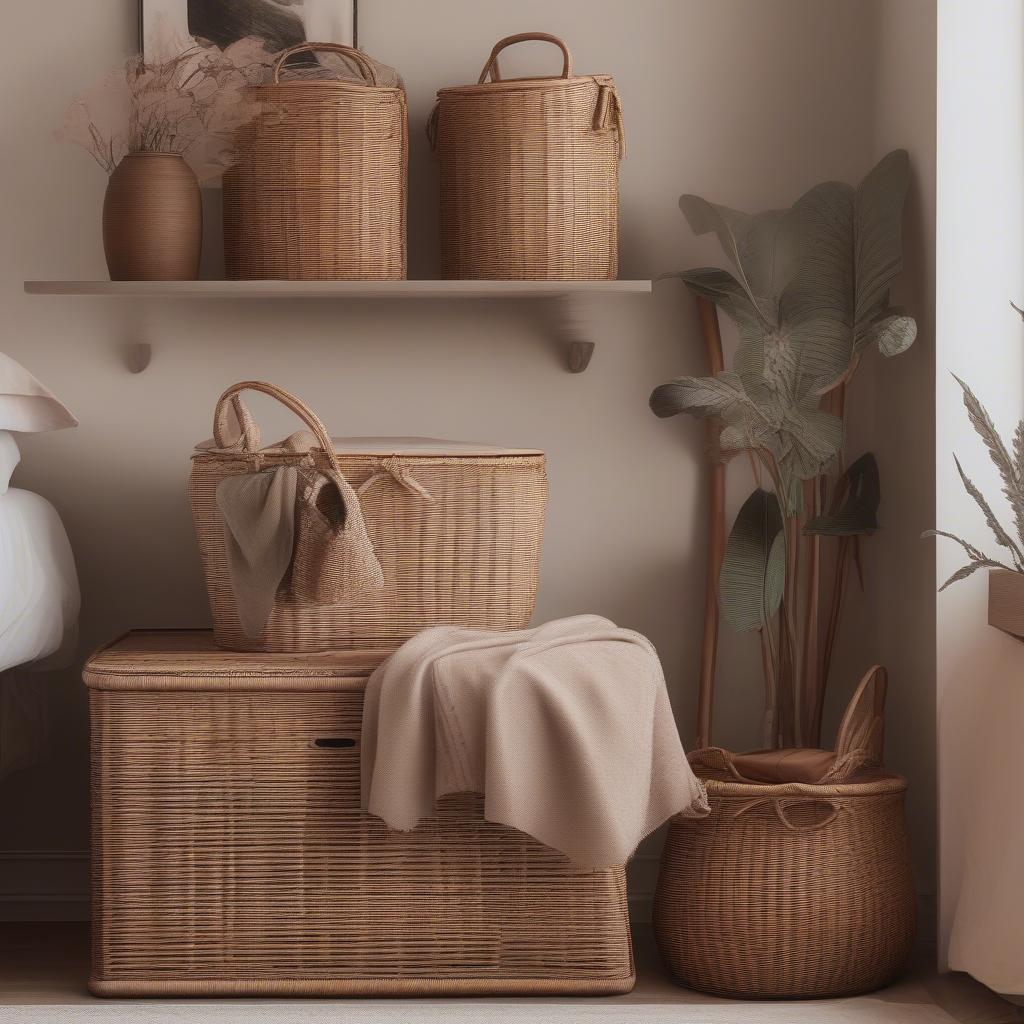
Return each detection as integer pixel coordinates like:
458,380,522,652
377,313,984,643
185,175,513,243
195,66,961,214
273,41,380,87
477,33,573,84
212,381,344,479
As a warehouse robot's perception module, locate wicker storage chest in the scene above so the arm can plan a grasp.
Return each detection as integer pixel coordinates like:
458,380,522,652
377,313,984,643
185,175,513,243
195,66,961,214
86,631,634,997
223,43,407,281
431,33,623,280
189,382,547,653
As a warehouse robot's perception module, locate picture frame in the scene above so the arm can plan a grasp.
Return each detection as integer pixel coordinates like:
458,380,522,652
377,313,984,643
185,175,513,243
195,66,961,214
140,0,358,55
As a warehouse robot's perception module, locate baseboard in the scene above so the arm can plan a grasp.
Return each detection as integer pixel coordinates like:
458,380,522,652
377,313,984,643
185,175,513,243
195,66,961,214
0,850,90,921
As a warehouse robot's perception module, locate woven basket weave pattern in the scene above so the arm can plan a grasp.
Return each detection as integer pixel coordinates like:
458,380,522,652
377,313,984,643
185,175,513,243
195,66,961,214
87,636,634,997
653,775,916,999
189,380,546,653
223,44,407,281
190,451,547,652
434,34,621,280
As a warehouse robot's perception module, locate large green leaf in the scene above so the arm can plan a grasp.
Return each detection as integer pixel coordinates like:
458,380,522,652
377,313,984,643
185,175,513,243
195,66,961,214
650,370,756,420
854,149,911,325
861,313,917,358
780,150,913,391
719,488,786,632
779,404,843,480
805,452,881,536
678,198,799,325
655,153,915,483
669,268,763,340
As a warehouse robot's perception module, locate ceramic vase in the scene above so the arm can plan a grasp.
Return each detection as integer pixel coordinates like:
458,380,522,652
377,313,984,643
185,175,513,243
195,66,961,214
102,153,201,281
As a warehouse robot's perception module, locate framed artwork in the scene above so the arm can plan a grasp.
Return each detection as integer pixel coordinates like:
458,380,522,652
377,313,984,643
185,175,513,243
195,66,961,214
141,0,357,55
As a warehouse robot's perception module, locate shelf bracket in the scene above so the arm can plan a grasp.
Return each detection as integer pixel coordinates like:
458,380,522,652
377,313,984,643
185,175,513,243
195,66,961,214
553,294,598,373
123,342,152,374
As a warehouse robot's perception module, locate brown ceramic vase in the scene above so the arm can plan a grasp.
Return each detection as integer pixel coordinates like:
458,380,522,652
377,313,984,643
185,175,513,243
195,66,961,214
102,153,201,281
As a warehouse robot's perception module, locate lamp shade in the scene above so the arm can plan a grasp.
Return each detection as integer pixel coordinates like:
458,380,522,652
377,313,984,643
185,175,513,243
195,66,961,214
0,353,77,433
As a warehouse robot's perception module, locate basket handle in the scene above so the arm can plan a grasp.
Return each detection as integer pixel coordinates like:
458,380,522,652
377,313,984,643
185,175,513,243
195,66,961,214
477,32,573,84
732,796,846,832
273,42,380,87
213,381,342,477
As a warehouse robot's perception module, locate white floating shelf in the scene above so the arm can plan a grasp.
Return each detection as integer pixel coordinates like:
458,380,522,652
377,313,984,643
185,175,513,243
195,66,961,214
24,278,651,374
24,279,651,299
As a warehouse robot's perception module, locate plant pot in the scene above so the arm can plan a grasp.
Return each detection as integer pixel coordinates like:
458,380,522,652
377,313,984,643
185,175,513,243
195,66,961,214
988,568,1024,640
653,772,916,998
102,153,201,281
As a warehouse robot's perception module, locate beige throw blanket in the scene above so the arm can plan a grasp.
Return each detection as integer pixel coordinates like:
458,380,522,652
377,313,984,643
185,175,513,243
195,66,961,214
361,615,708,867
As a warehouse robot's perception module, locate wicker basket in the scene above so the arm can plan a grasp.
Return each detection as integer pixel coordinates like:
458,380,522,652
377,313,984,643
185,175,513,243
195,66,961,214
189,381,547,652
430,32,623,280
85,631,635,997
653,667,916,998
223,43,407,280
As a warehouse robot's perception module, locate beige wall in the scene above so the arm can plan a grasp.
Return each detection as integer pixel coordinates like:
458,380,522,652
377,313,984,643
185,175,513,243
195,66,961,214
831,0,937,913
0,0,935,917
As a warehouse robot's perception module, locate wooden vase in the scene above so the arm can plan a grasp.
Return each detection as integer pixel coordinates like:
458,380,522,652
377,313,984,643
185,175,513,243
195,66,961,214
102,153,201,281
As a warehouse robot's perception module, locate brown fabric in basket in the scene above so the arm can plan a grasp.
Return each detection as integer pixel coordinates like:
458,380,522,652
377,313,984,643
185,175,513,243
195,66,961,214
216,467,297,638
729,748,839,785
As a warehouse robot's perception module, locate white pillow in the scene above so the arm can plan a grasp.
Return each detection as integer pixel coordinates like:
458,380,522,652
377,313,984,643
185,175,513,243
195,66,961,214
0,352,77,433
0,431,19,493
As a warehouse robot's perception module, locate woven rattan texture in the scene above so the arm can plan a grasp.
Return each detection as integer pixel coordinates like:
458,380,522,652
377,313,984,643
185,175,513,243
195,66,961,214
87,637,634,997
189,450,547,652
652,774,916,999
223,67,407,280
434,35,621,280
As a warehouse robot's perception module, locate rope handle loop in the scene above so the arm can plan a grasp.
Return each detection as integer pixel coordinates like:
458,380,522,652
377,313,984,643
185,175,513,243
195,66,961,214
212,381,342,478
357,456,434,502
273,42,379,87
731,796,846,832
477,32,573,84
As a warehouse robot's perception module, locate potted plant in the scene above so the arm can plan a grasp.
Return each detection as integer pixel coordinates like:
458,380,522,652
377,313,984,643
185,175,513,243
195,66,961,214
56,21,271,281
648,151,920,999
926,370,1024,639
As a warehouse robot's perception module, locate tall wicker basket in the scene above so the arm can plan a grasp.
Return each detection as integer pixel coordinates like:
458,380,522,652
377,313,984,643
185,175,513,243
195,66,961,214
223,43,407,280
189,381,547,652
430,32,623,280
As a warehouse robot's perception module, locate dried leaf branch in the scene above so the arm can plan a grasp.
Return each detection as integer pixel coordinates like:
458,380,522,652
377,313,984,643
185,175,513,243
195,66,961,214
927,369,1024,587
55,16,274,180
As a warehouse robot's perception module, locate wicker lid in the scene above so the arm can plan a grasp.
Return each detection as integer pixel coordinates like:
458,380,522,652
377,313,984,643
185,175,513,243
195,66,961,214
84,630,388,689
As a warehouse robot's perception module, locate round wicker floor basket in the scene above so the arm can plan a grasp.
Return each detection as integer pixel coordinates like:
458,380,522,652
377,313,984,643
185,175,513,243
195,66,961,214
653,771,916,999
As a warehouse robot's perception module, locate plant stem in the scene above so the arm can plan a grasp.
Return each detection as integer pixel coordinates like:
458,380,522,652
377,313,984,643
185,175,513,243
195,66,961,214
801,477,823,746
759,626,778,748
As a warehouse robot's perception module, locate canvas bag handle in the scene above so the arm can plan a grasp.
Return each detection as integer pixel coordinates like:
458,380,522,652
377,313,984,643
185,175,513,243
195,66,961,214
273,42,380,87
477,33,573,84
213,381,343,478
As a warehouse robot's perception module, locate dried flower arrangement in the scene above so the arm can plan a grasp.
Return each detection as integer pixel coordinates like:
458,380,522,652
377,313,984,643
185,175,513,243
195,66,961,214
925,374,1024,587
55,19,273,181
651,151,917,750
